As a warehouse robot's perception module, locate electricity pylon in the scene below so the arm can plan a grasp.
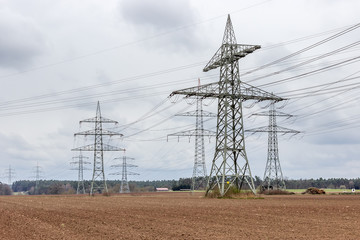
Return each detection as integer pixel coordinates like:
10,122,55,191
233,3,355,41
168,79,216,191
4,165,15,186
72,101,125,195
246,102,299,190
110,156,139,193
170,15,284,196
70,151,91,194
33,163,43,195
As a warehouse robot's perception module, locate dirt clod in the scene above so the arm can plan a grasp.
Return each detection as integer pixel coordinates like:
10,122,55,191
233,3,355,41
302,187,326,194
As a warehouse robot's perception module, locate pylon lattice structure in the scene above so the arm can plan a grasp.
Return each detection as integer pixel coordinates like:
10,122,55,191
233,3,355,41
246,102,300,190
168,79,216,191
170,15,284,196
72,101,125,195
4,165,15,186
70,151,91,194
33,163,43,195
110,156,139,193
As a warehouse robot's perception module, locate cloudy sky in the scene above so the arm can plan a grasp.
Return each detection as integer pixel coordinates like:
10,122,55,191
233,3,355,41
0,0,359,184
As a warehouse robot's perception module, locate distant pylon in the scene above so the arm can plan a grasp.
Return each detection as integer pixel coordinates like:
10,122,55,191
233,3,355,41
168,79,216,191
246,102,300,190
4,165,15,186
110,156,139,193
33,162,43,195
70,151,91,194
170,15,284,196
72,101,125,195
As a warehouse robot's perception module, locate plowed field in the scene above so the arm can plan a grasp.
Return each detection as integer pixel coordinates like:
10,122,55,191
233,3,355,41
0,192,359,239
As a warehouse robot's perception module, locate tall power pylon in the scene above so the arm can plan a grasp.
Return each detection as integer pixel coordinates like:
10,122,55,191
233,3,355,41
168,79,216,191
70,151,91,194
246,102,299,190
4,165,15,186
170,15,284,196
110,156,139,193
72,101,125,195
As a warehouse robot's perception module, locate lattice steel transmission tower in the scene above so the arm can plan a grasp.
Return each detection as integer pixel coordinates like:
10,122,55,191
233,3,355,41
246,102,299,190
4,165,15,186
70,151,91,194
72,101,125,195
170,15,284,196
168,79,216,191
33,162,43,195
110,156,139,193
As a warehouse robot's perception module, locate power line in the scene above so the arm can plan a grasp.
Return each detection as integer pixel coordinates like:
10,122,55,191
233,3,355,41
1,23,355,111
241,48,360,81
247,41,360,84
1,51,356,118
282,78,360,98
0,62,211,107
0,24,356,119
276,72,360,96
242,22,360,76
124,102,194,138
279,75,360,120
257,56,360,88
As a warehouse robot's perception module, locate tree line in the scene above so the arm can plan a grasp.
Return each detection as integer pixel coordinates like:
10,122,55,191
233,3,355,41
3,177,360,195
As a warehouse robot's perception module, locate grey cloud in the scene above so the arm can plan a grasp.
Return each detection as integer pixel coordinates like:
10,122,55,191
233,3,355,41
308,131,360,145
0,8,45,69
118,0,203,52
119,0,195,31
0,133,35,172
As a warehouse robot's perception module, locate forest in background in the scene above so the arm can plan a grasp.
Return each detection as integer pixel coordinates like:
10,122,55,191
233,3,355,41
2,177,359,195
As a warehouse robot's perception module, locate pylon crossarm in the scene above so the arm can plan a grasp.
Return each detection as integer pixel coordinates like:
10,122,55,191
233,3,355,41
176,110,217,118
246,126,300,134
72,155,89,159
70,160,91,164
97,144,125,151
70,166,91,170
74,129,123,137
110,164,122,168
113,157,135,160
170,82,218,98
250,111,295,118
111,164,138,168
80,116,118,124
72,144,125,151
109,172,138,176
171,81,285,102
168,129,216,138
203,44,261,72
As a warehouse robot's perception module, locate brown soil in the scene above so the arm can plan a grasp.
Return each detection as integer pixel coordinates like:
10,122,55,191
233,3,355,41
0,192,359,239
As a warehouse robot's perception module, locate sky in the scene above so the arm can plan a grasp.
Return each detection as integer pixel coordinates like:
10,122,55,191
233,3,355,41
0,0,359,184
